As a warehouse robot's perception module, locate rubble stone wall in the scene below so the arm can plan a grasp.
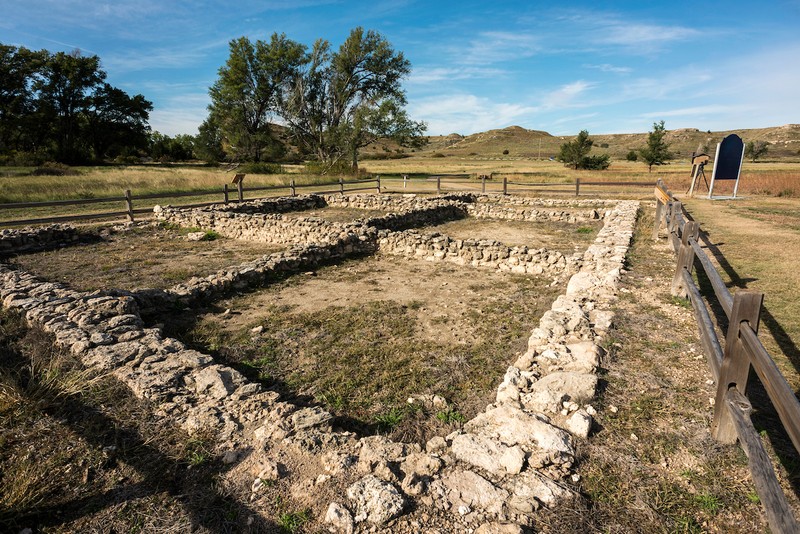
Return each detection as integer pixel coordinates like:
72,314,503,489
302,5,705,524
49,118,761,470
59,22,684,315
0,194,641,532
0,224,82,252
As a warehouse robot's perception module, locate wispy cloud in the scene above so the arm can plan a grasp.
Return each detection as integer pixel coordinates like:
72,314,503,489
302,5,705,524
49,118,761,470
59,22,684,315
584,63,632,74
409,94,538,135
460,31,540,64
541,81,595,110
408,66,507,85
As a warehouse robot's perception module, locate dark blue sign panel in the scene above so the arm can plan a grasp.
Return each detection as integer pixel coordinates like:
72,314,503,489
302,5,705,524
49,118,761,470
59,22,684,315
714,134,744,180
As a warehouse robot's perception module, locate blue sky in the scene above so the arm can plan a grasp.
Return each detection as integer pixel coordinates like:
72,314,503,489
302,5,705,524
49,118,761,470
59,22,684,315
3,0,799,137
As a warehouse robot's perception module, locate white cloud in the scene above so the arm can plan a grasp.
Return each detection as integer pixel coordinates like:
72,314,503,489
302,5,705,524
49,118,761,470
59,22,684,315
541,80,595,110
584,63,632,74
460,31,540,64
409,94,539,135
408,66,506,85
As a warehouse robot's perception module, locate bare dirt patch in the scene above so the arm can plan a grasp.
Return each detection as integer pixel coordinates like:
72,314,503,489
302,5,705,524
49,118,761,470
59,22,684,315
422,218,603,254
8,224,282,291
159,254,564,444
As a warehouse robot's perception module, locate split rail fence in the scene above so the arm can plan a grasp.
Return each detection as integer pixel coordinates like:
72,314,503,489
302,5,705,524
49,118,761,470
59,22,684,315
0,175,380,227
0,172,656,228
656,179,800,533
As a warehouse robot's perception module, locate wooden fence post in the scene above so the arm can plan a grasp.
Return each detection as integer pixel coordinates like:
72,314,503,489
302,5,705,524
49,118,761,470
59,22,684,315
575,178,581,197
436,175,441,194
290,178,296,197
481,174,486,193
667,201,681,233
339,176,344,195
671,220,699,297
653,200,665,240
403,174,408,189
376,175,381,193
223,184,229,204
712,290,764,443
503,176,508,195
125,189,134,222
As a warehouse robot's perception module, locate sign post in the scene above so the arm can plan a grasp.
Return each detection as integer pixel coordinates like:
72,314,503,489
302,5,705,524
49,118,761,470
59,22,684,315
708,134,745,200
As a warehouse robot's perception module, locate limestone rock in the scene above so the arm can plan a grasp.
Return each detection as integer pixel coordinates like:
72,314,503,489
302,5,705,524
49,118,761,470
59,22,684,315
503,471,573,512
522,372,598,413
465,404,573,458
451,433,524,475
347,475,405,525
475,523,524,534
325,502,354,534
566,409,593,438
431,470,509,516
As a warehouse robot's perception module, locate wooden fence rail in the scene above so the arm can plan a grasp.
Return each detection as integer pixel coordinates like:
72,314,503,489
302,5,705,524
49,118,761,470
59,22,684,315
0,173,657,228
0,176,380,227
656,179,800,533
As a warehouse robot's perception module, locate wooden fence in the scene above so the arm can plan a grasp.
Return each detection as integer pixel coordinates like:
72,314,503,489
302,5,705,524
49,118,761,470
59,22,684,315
0,172,657,228
0,176,380,227
380,174,656,196
656,179,800,532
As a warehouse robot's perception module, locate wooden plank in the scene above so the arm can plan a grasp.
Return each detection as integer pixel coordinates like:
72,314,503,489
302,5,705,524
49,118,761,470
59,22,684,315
0,211,131,227
713,291,763,443
690,238,734,317
741,325,800,456
725,388,800,534
682,268,724,380
0,196,126,209
654,184,671,204
672,221,699,296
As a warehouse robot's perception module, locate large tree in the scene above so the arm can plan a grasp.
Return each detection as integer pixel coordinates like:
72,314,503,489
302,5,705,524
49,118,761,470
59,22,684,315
284,27,425,171
0,44,153,164
205,28,426,170
208,34,306,162
85,83,152,159
639,120,672,172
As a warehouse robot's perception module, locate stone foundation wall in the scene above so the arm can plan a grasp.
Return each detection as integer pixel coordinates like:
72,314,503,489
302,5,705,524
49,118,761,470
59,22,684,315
0,194,641,532
378,230,574,275
0,224,82,253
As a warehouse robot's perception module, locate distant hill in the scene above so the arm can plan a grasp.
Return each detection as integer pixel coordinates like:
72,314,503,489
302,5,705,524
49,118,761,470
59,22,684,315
399,124,800,161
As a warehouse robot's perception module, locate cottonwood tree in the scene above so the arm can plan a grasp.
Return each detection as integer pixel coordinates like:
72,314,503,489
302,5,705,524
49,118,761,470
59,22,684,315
208,34,306,162
283,27,426,172
639,120,672,172
745,140,769,162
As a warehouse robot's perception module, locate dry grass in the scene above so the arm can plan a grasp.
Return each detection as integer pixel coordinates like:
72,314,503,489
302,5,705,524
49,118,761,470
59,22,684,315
8,223,280,291
532,205,772,533
0,309,278,532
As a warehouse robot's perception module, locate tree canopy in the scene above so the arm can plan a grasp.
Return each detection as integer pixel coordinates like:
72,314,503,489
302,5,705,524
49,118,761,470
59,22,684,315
556,130,609,170
744,140,769,162
639,120,672,172
207,27,426,171
0,44,152,164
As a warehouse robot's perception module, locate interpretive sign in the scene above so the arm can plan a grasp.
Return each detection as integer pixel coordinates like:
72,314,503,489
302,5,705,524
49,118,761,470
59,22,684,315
708,134,745,199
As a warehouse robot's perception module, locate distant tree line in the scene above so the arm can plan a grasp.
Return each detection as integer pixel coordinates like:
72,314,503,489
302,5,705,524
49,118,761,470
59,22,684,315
0,44,153,165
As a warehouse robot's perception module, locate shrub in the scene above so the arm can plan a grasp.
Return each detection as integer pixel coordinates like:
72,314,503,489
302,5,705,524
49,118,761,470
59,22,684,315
30,162,80,176
304,159,356,175
502,149,509,155
600,143,609,148
431,152,446,158
579,154,610,170
626,150,638,162
239,162,284,174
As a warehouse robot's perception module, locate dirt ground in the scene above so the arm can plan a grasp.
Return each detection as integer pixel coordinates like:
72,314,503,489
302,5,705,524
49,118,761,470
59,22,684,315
163,253,566,443
424,217,602,253
8,223,281,291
